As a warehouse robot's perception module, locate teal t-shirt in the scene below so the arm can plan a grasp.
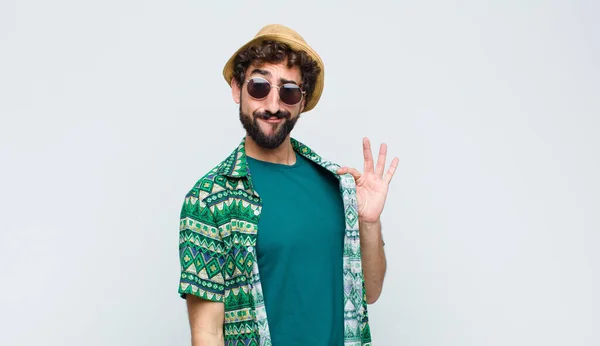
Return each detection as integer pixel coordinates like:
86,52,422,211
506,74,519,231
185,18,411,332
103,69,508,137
247,152,345,346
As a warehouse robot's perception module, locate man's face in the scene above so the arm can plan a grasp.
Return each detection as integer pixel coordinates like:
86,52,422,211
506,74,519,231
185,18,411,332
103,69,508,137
232,61,305,149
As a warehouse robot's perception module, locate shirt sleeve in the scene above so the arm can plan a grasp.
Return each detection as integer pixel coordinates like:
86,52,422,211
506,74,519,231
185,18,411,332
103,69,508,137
178,188,226,302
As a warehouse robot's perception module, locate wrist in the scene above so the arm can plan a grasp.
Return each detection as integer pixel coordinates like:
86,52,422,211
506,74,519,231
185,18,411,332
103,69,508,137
358,218,381,236
358,218,383,247
359,217,381,226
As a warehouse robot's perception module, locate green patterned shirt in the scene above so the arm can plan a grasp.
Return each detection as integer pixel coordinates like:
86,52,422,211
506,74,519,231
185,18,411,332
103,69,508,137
179,137,372,346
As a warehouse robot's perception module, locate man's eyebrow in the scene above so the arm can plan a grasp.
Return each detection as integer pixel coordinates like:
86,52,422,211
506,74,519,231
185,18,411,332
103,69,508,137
249,69,300,85
250,68,271,77
280,78,299,85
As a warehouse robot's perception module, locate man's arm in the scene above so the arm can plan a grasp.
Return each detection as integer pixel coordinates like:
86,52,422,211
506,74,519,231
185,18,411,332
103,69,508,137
359,218,387,304
186,295,225,346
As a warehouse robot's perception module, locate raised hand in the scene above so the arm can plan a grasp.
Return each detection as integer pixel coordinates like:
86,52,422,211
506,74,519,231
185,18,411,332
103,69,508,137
337,137,399,224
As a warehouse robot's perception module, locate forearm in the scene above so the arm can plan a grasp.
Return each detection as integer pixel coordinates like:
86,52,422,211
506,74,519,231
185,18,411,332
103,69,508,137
191,331,224,346
359,218,387,304
186,295,225,346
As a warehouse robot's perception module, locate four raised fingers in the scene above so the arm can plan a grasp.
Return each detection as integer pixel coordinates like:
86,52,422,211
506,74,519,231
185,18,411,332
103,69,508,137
343,138,399,184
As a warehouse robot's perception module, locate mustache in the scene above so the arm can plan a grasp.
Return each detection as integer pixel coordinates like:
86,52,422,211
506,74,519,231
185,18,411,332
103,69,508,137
253,110,291,120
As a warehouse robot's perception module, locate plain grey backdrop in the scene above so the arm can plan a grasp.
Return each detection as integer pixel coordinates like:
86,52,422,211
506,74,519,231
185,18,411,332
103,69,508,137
1,1,598,345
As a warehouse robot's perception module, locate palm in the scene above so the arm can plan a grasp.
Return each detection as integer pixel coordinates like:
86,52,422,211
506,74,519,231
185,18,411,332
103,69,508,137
354,171,390,222
337,138,399,223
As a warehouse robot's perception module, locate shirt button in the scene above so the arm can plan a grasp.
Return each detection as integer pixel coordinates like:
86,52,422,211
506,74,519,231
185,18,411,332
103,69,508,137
247,246,254,253
254,209,260,215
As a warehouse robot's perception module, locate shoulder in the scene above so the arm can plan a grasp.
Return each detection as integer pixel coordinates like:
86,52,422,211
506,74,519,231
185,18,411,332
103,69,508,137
183,166,220,202
180,154,236,219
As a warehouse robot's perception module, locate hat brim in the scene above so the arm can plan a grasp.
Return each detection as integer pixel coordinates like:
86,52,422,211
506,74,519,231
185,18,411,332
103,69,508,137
222,33,324,113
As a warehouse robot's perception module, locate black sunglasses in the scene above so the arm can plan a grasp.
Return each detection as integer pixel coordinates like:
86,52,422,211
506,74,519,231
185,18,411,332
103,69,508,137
245,77,306,106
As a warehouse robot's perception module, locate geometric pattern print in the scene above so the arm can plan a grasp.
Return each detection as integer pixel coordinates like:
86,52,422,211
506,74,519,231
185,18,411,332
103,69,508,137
179,137,371,346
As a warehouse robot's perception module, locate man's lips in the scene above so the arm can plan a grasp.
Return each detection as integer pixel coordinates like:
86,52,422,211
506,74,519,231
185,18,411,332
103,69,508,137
260,117,284,124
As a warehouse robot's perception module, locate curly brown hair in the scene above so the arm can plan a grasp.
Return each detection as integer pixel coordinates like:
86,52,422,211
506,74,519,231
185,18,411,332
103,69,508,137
232,41,321,104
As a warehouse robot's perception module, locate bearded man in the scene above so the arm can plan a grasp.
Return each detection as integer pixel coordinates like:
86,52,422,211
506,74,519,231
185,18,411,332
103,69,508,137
178,24,399,346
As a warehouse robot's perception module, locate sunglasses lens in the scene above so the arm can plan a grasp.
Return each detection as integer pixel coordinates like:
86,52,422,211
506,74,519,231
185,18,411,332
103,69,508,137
280,84,302,105
247,78,271,99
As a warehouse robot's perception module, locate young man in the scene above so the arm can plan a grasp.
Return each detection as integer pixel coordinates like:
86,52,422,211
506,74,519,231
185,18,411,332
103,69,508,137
178,24,399,346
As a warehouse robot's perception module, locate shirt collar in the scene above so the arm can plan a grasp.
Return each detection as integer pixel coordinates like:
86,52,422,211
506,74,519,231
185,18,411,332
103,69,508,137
216,137,339,179
216,138,250,179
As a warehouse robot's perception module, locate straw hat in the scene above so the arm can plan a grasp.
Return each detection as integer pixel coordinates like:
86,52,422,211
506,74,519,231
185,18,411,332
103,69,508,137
222,24,324,113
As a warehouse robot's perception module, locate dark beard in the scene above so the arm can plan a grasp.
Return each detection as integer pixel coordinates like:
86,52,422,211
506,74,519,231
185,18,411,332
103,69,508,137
239,103,299,149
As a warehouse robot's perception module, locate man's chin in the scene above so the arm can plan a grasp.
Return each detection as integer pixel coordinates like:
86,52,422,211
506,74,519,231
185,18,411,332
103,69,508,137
239,111,297,149
251,128,289,149
257,130,285,142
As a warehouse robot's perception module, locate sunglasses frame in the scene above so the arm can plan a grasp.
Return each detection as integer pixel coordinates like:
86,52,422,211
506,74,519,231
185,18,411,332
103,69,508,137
245,77,306,106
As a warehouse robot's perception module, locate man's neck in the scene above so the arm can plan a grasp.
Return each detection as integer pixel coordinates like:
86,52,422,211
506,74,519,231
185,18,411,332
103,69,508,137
244,135,297,166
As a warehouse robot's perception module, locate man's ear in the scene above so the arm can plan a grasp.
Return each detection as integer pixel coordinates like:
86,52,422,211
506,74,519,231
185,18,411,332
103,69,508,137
231,78,241,104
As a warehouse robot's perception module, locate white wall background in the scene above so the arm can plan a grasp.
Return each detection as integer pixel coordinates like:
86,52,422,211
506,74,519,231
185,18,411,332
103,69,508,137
1,1,598,345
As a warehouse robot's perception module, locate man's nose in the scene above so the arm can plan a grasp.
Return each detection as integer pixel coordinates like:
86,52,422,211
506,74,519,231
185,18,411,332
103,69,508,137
264,87,281,114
